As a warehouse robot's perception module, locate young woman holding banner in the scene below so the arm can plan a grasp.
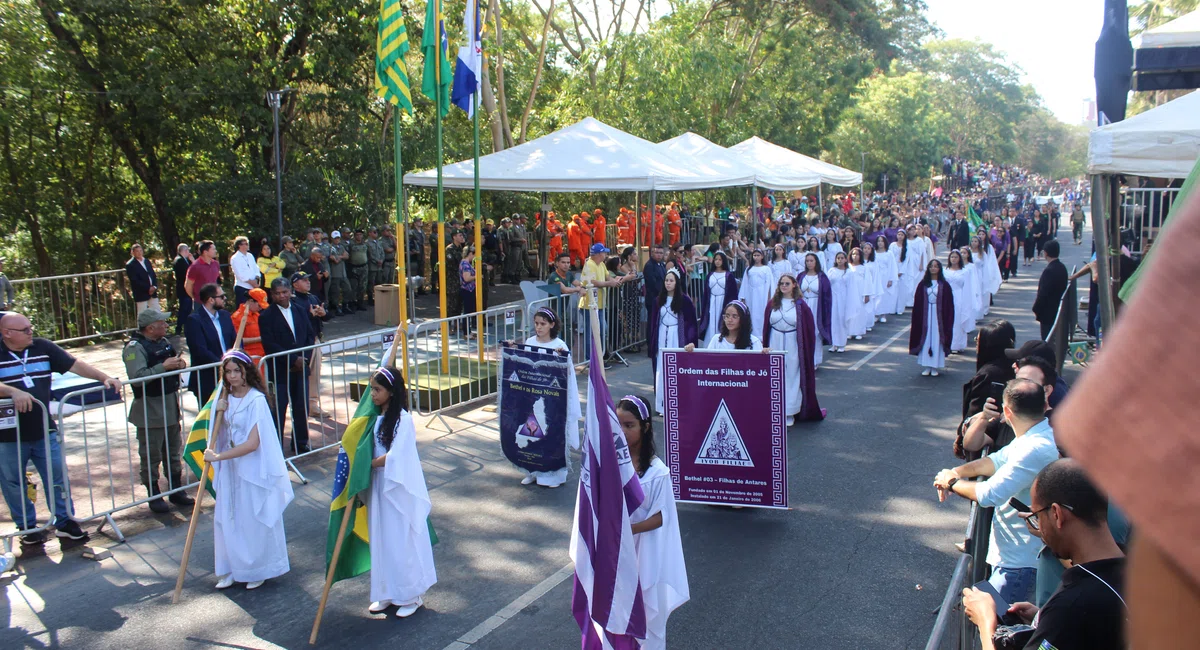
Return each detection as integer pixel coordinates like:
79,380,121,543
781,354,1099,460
203,350,293,591
762,274,824,426
648,269,699,416
615,394,689,650
364,366,437,617
520,308,582,487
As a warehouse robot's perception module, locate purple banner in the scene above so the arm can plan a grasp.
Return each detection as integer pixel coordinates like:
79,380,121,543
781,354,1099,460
662,350,787,509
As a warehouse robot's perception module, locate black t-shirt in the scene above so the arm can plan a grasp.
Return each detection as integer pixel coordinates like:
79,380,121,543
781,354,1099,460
0,338,77,441
1024,558,1126,650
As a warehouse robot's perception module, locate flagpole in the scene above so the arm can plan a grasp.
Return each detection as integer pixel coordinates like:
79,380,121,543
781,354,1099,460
394,105,411,379
436,0,449,374
473,10,484,364
172,316,249,604
310,494,356,645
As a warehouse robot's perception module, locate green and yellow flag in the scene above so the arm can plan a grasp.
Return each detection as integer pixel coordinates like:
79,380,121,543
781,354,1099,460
183,395,217,497
421,0,452,116
966,204,986,231
326,395,379,582
375,0,413,114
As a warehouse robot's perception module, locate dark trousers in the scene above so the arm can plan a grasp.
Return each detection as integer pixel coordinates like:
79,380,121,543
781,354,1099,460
234,285,250,306
175,294,193,335
1039,319,1054,341
271,367,310,452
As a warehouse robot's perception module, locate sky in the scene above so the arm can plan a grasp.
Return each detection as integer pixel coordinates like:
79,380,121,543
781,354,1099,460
923,0,1105,124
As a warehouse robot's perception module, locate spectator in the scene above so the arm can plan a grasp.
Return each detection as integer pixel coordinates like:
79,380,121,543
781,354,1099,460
230,287,268,362
184,240,221,303
545,252,582,299
290,271,329,419
125,243,160,313
643,245,667,303
366,226,385,306
933,379,1059,604
0,258,16,311
1032,240,1068,339
579,243,633,366
300,248,329,316
229,236,259,306
260,278,316,454
0,312,121,544
403,222,421,290
327,231,351,316
279,236,303,281
962,459,1126,650
172,244,194,335
183,282,234,405
257,242,285,290
123,309,191,513
956,319,1016,459
1005,340,1070,409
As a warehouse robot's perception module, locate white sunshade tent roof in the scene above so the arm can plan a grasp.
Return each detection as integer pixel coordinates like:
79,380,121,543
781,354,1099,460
1087,90,1200,179
728,137,862,188
403,117,754,192
656,132,759,188
1133,8,1200,48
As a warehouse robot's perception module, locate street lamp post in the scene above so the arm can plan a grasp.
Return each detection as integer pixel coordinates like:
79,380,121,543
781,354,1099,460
268,88,294,247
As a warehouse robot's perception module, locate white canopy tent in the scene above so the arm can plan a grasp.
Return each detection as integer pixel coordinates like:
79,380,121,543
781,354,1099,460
728,136,862,188
403,117,754,191
1133,8,1200,48
656,132,760,188
1087,89,1200,179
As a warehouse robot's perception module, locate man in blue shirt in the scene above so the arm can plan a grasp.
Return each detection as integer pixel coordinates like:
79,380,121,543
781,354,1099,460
642,245,667,302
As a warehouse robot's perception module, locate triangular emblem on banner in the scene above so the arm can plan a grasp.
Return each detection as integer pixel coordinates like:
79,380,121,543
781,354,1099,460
509,371,520,381
549,377,561,388
695,400,753,467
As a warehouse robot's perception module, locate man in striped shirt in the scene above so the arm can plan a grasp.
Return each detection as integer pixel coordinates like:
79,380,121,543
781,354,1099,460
0,313,121,546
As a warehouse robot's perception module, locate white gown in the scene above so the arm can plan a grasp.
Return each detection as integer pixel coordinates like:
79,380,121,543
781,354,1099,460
212,388,293,583
982,245,1003,294
822,243,844,272
742,266,775,340
917,284,947,370
873,249,900,315
632,458,689,650
891,243,921,310
366,411,438,605
787,250,806,275
705,273,731,338
846,265,868,338
827,268,852,348
970,258,990,317
860,261,883,328
768,299,803,417
520,336,582,486
799,274,824,367
654,300,682,414
706,332,764,351
942,268,974,352
769,259,792,287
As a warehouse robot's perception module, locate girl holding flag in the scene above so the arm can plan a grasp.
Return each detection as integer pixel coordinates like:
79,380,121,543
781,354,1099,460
519,308,582,487
364,366,437,617
203,350,293,590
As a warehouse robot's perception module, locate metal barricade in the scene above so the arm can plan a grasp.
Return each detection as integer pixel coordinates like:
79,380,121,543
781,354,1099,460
925,503,979,650
11,269,143,344
525,277,646,370
527,294,585,367
1045,267,1080,374
1118,187,1180,254
0,397,60,551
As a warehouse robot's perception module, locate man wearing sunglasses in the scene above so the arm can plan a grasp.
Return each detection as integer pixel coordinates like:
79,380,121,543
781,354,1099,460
933,378,1059,604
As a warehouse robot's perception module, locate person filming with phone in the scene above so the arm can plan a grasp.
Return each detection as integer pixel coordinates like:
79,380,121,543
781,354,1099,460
961,459,1127,650
933,378,1059,604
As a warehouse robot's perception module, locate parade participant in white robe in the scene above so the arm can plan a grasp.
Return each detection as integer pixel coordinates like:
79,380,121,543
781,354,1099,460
364,367,437,616
872,235,899,320
518,307,582,487
846,248,870,340
975,227,1003,296
787,242,807,275
702,252,738,340
762,275,824,426
941,251,975,353
859,243,885,332
769,244,792,286
826,252,853,353
890,230,920,312
959,248,983,321
798,253,832,367
967,242,991,318
685,300,765,352
921,224,937,265
742,249,774,340
648,270,698,415
204,351,293,590
821,229,843,273
615,395,688,650
908,260,954,377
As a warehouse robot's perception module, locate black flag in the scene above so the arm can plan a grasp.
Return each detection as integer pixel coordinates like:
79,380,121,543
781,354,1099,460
1094,0,1133,125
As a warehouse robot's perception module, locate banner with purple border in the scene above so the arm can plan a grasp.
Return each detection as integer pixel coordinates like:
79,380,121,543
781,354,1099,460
662,350,787,508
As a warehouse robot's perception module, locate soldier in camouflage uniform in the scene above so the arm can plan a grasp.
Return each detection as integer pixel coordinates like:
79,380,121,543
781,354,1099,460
327,231,352,315
347,229,369,311
444,229,464,318
366,226,385,305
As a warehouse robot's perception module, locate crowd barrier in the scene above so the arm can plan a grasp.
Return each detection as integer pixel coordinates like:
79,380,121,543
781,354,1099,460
1045,267,1081,373
525,276,649,370
0,398,60,550
1119,186,1180,254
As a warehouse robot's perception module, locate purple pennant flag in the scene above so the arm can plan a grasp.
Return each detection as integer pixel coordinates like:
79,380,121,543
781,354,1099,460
570,335,647,648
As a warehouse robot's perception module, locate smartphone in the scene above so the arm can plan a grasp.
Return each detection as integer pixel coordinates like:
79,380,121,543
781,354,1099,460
971,580,1011,622
1008,497,1031,514
988,381,1006,406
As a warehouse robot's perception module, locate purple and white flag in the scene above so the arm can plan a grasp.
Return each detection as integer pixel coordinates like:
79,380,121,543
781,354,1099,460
570,337,647,649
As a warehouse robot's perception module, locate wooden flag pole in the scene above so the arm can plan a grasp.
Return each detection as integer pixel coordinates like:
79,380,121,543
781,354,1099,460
309,493,357,645
588,293,605,382
172,316,248,604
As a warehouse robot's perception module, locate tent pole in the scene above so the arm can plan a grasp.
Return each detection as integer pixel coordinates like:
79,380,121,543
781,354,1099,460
539,192,550,280
1090,174,1116,338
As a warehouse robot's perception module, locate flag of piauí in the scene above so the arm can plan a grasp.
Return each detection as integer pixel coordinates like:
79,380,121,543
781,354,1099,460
450,0,481,116
967,204,986,231
421,0,452,116
183,395,217,497
326,393,379,582
375,0,413,114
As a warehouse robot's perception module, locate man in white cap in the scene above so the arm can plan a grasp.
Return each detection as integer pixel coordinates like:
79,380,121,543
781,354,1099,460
327,230,351,316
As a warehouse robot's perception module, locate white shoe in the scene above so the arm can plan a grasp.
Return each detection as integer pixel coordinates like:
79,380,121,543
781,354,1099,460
520,475,535,485
246,580,265,590
215,575,235,590
395,597,423,618
369,600,393,613
786,416,794,427
921,369,931,376
931,370,940,377
854,335,863,340
828,346,836,352
880,316,887,323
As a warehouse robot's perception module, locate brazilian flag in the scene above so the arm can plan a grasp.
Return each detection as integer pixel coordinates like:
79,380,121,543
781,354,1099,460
183,396,217,497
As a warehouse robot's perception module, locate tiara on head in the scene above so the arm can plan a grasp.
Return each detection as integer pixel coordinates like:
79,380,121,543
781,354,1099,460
376,367,395,384
621,395,649,420
222,350,252,366
535,307,557,322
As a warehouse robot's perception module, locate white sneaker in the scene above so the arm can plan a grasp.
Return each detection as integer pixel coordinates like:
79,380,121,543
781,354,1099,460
931,370,940,377
786,416,794,427
921,369,931,377
854,335,863,340
369,600,392,613
828,346,836,352
395,597,423,618
246,580,265,590
215,575,235,590
880,316,887,323
520,475,535,485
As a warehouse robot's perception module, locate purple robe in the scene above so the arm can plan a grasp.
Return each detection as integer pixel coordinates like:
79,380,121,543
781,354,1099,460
647,293,699,371
762,300,826,421
882,228,899,244
908,279,955,357
811,273,833,345
701,270,739,339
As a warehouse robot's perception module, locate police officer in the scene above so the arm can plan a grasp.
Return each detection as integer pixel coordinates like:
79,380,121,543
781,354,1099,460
124,309,193,513
315,229,333,278
348,229,370,311
366,226,385,305
327,230,351,315
280,235,304,280
381,226,397,285
408,218,427,294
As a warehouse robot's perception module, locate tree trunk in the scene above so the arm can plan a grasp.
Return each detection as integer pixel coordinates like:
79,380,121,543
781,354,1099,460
518,0,555,144
490,0,515,148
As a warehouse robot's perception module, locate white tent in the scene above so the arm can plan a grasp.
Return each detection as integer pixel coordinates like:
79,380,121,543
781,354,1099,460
728,137,862,188
656,132,759,188
1087,90,1200,179
403,117,753,192
1133,8,1200,48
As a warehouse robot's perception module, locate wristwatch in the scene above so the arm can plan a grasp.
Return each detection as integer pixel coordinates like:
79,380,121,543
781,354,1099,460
947,477,959,490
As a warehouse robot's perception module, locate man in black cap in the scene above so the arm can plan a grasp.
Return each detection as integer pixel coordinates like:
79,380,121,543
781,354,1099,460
1005,340,1071,409
290,271,326,341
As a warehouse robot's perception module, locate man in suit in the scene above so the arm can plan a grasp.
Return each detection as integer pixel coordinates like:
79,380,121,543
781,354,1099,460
259,277,316,454
949,211,971,251
125,244,160,313
1032,240,1069,340
172,243,193,335
183,283,234,405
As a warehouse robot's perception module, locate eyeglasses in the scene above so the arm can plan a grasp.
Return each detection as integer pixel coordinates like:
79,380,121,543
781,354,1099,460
3,327,33,335
215,294,227,300
1021,503,1073,531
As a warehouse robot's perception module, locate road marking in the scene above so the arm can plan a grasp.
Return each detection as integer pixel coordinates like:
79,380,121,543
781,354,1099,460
850,326,911,371
442,562,575,650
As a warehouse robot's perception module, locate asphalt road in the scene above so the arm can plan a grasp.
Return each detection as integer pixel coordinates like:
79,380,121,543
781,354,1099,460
2,224,1093,650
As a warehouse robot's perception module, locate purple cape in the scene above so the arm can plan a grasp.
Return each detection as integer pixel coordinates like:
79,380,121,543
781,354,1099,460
647,293,699,371
701,270,739,339
908,278,955,356
811,273,833,345
762,300,826,421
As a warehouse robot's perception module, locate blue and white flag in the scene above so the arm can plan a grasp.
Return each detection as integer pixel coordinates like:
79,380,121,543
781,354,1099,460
570,337,647,649
450,0,481,116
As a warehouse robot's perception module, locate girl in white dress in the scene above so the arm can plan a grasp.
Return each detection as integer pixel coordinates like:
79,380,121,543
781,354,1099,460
968,239,991,318
742,249,775,339
704,252,736,339
615,394,688,650
363,367,437,617
769,244,792,286
685,300,764,352
519,308,582,487
204,351,293,591
826,252,853,353
922,223,938,262
908,260,953,377
764,275,808,426
975,227,1003,296
846,248,869,340
872,235,899,321
960,247,984,322
890,229,919,313
787,241,807,275
650,270,698,414
860,242,884,332
821,229,843,273
941,250,975,353
799,253,830,367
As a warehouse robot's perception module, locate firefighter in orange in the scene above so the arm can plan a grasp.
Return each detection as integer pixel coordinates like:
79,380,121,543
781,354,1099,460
617,207,635,245
547,212,564,263
567,213,588,268
639,204,653,247
666,202,682,246
591,208,607,248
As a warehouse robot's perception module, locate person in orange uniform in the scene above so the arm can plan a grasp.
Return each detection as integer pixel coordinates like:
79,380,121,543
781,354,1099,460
568,213,587,268
617,207,635,245
640,205,653,247
548,213,564,264
652,205,665,245
592,209,607,249
579,212,594,258
667,202,682,246
230,287,268,362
